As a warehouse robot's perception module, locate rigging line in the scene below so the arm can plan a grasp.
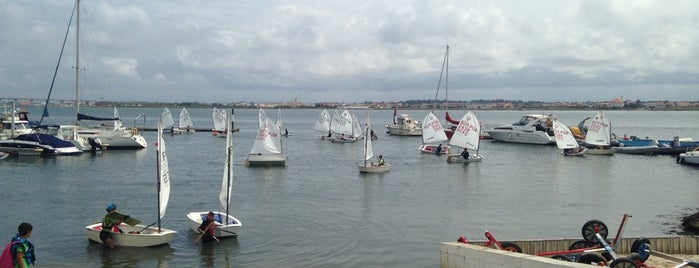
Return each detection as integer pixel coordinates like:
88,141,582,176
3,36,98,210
80,4,118,103
432,45,449,113
40,1,77,125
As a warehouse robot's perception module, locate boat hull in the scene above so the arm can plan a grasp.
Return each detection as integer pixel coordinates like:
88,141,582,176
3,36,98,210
246,154,287,166
186,212,241,237
79,128,147,149
0,140,57,156
487,128,555,145
385,124,422,136
419,144,450,154
612,146,659,155
677,151,699,165
562,147,587,157
85,223,176,247
358,164,391,173
446,154,483,163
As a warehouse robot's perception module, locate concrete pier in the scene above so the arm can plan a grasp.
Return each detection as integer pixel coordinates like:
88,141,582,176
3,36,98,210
441,236,699,268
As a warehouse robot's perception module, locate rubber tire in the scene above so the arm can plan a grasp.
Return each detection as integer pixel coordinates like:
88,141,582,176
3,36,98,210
499,242,522,253
582,219,609,243
569,239,593,250
627,253,645,263
630,238,651,262
551,255,572,262
577,252,607,265
609,258,638,268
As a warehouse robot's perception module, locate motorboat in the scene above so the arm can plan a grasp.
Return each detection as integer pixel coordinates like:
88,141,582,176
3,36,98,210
385,112,422,136
0,133,82,156
677,148,699,165
612,140,659,155
0,109,34,140
487,114,556,145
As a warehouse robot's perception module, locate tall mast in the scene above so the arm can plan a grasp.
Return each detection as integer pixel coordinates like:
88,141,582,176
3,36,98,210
74,0,81,124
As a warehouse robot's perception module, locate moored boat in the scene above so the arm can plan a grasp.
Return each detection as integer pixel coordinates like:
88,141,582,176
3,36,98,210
385,111,422,136
676,147,699,165
487,114,556,145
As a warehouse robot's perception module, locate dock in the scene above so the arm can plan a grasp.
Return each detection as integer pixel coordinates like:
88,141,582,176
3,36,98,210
139,127,239,132
441,236,699,268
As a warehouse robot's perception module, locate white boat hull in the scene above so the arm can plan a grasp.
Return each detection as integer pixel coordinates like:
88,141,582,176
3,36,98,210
487,128,555,145
678,150,699,165
85,223,176,247
418,144,450,154
246,154,287,166
358,164,391,173
186,212,241,237
78,128,147,149
446,154,483,163
385,124,422,136
562,147,587,157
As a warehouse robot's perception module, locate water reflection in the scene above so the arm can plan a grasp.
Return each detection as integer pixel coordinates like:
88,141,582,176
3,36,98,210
87,242,175,268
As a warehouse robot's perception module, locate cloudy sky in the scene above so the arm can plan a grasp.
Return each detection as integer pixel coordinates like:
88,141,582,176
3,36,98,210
1,0,698,103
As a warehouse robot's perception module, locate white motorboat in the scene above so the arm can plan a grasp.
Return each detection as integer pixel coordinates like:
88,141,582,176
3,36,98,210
246,108,286,167
487,114,556,145
0,133,82,156
0,102,34,140
446,111,484,163
85,119,175,247
385,111,422,136
187,111,242,237
677,148,699,165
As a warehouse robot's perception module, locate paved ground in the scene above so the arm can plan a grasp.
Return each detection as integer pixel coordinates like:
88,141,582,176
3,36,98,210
631,254,698,267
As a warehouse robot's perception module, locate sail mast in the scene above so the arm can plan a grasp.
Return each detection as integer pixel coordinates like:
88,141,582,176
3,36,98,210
156,120,162,232
75,0,81,125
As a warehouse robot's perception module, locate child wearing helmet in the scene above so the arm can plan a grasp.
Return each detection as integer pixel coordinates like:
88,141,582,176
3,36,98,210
100,203,122,249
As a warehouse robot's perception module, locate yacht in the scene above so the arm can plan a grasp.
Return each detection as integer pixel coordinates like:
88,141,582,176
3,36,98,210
0,133,82,156
385,113,422,136
487,114,556,145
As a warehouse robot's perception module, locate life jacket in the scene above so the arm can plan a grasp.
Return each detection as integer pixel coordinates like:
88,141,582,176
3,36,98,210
0,239,35,267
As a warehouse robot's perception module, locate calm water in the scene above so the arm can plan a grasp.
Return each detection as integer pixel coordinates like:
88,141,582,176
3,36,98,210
1,107,698,267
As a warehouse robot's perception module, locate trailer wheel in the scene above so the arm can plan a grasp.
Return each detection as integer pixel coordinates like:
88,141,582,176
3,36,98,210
627,253,644,263
609,258,638,268
577,252,607,265
551,255,572,262
630,238,651,262
569,239,593,250
582,219,608,243
499,242,522,253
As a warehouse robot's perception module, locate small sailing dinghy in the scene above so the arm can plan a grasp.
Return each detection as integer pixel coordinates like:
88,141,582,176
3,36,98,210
212,107,227,137
246,108,287,166
314,109,332,140
161,107,181,135
358,114,391,173
179,107,195,133
86,119,176,247
552,119,587,157
583,111,614,155
418,112,450,154
446,111,484,163
187,110,242,238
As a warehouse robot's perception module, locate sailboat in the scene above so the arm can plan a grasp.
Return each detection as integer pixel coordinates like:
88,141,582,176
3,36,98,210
85,119,176,247
419,46,451,155
161,107,181,135
178,108,195,133
314,109,332,140
358,114,391,173
246,108,287,166
583,111,614,155
187,111,242,237
330,109,357,143
552,119,587,157
41,0,147,150
446,111,484,163
419,112,450,154
211,107,227,137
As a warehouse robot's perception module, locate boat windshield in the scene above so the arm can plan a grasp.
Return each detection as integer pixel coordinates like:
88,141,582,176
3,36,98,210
514,116,539,126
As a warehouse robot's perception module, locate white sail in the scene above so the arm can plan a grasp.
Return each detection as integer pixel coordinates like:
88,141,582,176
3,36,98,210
113,107,122,130
212,107,226,132
330,109,354,136
161,107,175,129
314,109,331,133
552,119,579,149
364,119,374,161
178,108,194,129
250,113,281,155
352,113,363,139
157,120,171,219
421,112,449,144
219,112,233,211
449,111,480,151
584,111,611,146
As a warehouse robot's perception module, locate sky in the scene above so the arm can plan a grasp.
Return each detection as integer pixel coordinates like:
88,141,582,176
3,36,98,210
1,0,698,103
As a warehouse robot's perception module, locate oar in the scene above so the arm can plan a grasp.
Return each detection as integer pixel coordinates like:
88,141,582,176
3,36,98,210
194,222,218,244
